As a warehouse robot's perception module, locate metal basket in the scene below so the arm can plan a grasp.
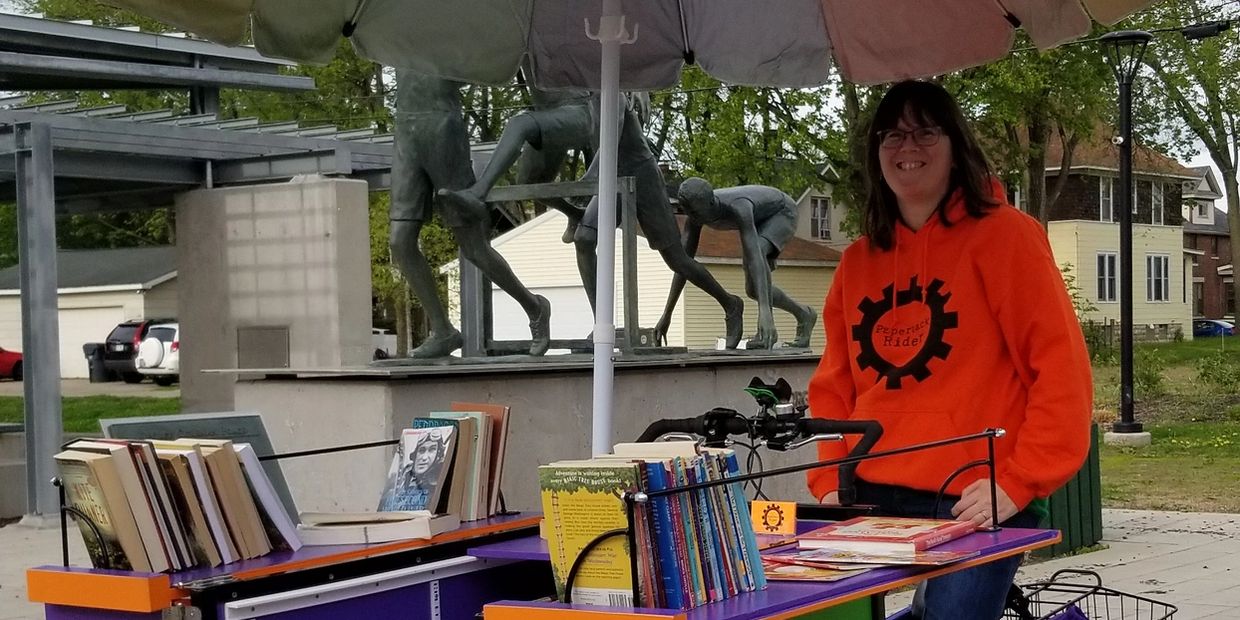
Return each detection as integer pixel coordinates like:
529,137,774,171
1004,569,1177,620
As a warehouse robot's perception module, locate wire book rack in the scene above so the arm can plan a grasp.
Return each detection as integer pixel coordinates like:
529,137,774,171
1004,569,1177,620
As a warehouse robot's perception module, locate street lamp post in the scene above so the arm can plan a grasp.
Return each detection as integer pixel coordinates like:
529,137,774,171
1101,30,1152,435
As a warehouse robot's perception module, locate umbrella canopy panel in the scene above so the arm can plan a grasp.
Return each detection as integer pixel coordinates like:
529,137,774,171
102,0,1156,86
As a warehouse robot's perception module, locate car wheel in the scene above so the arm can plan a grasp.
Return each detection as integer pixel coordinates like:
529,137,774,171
154,375,177,387
11,362,20,382
121,372,144,384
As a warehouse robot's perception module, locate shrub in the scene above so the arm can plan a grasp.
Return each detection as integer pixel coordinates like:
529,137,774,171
1196,352,1240,391
1134,348,1167,397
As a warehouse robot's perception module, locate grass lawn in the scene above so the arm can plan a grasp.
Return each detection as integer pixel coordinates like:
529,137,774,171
1095,338,1240,513
0,396,181,433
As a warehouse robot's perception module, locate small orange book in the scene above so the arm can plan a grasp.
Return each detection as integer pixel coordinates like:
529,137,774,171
797,516,977,553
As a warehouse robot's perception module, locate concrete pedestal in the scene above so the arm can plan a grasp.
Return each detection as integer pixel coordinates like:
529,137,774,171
1104,431,1153,448
232,353,825,514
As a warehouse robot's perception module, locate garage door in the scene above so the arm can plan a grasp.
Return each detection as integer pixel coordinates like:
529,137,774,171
492,286,592,354
59,307,125,378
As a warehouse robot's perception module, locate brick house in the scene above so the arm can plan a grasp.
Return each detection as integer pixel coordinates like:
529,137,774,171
1041,134,1197,340
1182,166,1234,319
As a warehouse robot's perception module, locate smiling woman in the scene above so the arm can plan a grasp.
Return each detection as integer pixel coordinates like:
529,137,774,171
807,79,1094,620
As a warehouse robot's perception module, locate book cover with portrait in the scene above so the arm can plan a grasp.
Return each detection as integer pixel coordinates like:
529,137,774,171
378,425,457,513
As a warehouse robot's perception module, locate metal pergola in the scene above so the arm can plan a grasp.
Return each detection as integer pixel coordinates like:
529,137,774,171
0,12,404,519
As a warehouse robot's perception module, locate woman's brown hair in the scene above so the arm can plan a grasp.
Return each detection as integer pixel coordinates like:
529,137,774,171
862,80,999,251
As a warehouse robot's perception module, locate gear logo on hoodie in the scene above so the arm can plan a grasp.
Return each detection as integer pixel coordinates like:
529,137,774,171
852,276,958,389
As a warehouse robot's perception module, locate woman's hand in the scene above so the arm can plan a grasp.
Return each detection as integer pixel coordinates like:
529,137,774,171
951,479,1018,526
820,491,840,505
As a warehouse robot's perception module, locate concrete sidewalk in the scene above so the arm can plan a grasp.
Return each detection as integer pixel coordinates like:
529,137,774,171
1,509,1237,619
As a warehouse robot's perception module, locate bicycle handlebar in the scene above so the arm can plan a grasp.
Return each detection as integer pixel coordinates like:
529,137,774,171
635,410,883,506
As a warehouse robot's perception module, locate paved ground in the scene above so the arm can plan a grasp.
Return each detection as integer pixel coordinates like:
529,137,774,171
1,508,1236,619
0,378,178,399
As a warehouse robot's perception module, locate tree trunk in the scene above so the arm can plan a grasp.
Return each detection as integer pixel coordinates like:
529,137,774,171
1226,173,1240,326
1046,127,1078,222
1025,113,1050,225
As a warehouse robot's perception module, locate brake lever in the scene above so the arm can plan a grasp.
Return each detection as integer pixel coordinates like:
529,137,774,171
768,433,844,452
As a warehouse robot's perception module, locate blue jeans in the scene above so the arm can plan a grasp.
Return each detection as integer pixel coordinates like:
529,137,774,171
853,479,1041,620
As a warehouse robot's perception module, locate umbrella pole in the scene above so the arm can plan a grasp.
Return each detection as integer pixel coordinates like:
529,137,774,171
588,0,628,456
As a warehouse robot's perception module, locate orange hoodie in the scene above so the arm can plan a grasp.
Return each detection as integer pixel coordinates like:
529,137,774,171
806,182,1092,511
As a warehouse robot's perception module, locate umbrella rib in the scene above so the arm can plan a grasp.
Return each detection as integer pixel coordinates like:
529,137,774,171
675,0,693,63
343,0,371,36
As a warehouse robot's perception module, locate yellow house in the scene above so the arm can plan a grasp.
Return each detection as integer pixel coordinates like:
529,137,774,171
1042,135,1196,340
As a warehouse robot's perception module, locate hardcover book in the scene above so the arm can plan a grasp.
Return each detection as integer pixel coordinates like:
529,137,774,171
54,450,150,572
783,545,981,566
296,511,460,545
797,516,978,554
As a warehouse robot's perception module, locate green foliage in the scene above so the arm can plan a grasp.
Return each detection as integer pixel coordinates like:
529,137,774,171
946,32,1115,222
1196,352,1240,391
1134,348,1168,397
651,68,847,197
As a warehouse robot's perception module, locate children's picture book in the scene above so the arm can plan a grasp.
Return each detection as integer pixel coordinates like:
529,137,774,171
759,556,870,582
378,426,456,512
797,516,977,553
787,545,981,566
760,549,876,571
539,461,639,607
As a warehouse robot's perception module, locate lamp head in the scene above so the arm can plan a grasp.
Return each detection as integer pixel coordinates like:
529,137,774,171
1100,30,1153,84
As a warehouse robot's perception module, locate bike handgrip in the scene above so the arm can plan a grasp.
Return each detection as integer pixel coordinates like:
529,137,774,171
635,418,704,443
799,419,883,506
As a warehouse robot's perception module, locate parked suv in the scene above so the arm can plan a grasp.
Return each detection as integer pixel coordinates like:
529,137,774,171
103,318,175,383
136,323,180,386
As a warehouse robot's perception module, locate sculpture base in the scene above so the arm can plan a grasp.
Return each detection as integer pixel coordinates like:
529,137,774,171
228,351,822,514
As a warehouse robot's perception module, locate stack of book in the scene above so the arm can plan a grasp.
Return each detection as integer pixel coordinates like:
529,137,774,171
54,438,302,573
377,403,510,522
538,441,767,609
757,515,981,581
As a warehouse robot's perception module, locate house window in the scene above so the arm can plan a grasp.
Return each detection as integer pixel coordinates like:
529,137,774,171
1193,282,1204,316
811,197,831,240
1146,254,1170,302
1099,177,1114,222
1197,201,1210,219
1132,182,1139,215
1152,182,1164,225
1097,252,1117,302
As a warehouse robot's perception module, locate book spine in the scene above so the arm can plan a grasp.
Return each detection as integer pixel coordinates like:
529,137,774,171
712,452,748,593
634,465,658,608
672,458,705,606
665,464,695,608
644,462,685,609
913,522,975,551
725,452,766,590
686,458,719,602
700,457,735,599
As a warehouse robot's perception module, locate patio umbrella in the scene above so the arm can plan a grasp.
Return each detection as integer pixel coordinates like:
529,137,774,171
104,0,1158,454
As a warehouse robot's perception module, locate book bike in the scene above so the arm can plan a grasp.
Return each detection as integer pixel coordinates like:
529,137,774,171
602,377,1177,620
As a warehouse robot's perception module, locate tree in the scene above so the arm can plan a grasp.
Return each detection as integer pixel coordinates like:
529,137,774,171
649,68,846,198
1134,0,1240,325
947,35,1115,225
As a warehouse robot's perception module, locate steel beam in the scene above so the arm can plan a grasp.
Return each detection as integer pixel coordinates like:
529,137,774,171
0,50,315,92
13,122,63,519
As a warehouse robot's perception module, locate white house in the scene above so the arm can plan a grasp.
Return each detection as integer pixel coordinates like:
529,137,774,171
0,246,177,378
445,209,840,352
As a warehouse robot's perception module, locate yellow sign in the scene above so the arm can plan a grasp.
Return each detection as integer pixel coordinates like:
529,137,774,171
751,500,797,535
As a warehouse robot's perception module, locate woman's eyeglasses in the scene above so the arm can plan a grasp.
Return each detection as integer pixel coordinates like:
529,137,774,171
877,126,944,149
